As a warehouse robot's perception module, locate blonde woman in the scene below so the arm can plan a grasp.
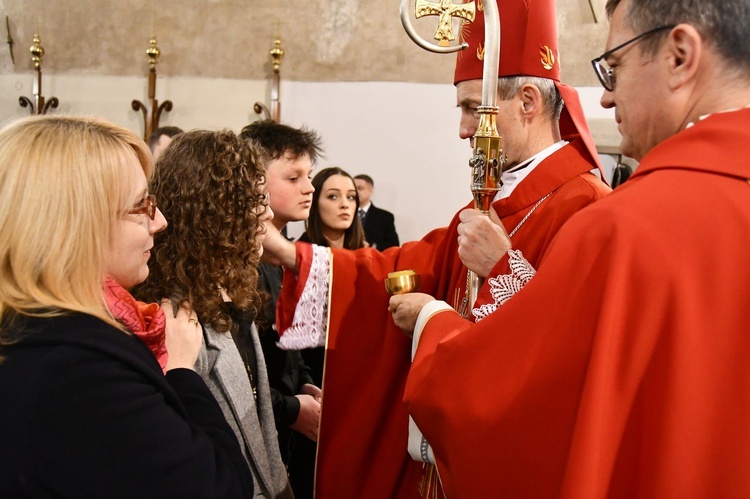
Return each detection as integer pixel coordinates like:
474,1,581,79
0,116,254,498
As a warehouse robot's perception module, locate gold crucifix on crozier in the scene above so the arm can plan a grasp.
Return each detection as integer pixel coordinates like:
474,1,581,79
415,0,476,46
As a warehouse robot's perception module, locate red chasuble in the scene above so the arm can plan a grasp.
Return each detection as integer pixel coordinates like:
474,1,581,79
278,137,609,498
405,108,750,498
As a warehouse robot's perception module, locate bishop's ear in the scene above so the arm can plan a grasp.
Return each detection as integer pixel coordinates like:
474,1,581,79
518,83,542,117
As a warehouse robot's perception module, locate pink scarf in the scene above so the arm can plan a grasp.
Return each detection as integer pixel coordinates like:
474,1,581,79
103,276,168,372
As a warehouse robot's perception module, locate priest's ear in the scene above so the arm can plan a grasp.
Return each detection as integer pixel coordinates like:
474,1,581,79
666,24,703,91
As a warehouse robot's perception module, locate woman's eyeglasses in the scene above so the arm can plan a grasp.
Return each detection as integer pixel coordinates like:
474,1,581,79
128,194,158,220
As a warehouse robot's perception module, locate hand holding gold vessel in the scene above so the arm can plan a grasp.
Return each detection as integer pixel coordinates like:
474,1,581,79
384,270,421,296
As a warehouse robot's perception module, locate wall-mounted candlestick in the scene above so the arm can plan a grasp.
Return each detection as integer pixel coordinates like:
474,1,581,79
131,36,173,140
19,33,59,114
254,33,284,122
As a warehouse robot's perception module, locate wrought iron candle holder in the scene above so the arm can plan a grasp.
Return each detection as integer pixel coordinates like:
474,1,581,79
132,36,173,140
19,33,59,115
254,34,284,122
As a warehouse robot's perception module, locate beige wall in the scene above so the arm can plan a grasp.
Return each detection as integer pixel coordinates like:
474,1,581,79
0,0,621,243
1,0,609,84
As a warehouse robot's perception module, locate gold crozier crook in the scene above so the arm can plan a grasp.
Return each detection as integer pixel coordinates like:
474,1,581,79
415,0,476,46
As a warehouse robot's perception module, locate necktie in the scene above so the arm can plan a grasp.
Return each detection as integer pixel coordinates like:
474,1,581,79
358,209,366,221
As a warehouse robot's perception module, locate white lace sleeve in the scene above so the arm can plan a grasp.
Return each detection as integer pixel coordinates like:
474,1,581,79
276,245,331,350
472,249,536,322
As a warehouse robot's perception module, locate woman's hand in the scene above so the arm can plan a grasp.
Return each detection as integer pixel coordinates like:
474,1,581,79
161,300,203,371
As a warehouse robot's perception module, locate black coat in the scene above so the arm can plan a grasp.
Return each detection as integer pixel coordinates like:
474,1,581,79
0,313,254,499
255,262,315,460
362,204,400,251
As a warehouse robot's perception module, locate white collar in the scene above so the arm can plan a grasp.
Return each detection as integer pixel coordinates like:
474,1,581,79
686,104,750,129
496,140,568,201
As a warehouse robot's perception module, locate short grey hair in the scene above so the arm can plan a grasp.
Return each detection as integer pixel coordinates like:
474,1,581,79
497,76,563,124
606,0,750,72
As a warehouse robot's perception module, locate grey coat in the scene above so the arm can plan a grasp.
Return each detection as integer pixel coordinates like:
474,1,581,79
195,322,294,499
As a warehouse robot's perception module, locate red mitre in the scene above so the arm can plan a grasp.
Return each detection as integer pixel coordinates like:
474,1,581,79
454,0,602,171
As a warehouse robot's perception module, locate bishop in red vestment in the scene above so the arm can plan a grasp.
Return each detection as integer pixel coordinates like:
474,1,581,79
270,1,610,496
398,0,750,496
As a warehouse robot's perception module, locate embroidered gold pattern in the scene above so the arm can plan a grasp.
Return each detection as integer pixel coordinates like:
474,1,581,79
476,41,485,61
540,45,555,70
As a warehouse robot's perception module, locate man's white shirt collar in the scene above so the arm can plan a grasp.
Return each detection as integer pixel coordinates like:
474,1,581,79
496,140,567,201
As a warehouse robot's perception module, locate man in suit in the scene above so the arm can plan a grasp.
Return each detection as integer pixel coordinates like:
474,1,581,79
353,174,400,251
148,126,183,161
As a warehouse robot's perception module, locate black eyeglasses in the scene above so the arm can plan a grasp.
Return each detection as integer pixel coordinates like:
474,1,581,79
591,25,675,91
128,194,158,220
